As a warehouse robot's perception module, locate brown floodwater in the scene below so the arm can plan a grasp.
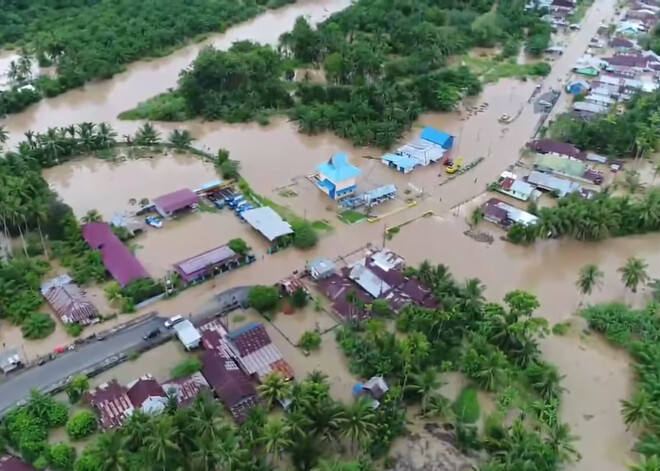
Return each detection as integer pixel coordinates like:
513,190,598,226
1,0,643,467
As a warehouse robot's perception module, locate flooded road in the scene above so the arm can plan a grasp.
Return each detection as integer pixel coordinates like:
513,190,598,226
1,0,641,468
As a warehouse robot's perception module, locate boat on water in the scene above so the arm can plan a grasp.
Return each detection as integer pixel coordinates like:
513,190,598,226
145,216,163,228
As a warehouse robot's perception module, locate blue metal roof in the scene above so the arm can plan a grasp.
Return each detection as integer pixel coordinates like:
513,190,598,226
381,153,417,170
227,321,261,339
317,152,361,182
420,126,452,147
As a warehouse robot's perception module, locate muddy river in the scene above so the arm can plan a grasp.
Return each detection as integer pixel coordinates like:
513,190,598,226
0,0,644,468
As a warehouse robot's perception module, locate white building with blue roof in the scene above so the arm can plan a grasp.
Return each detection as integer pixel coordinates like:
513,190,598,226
313,152,362,200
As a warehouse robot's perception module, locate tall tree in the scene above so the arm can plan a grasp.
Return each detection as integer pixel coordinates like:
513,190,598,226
619,257,649,293
576,264,604,296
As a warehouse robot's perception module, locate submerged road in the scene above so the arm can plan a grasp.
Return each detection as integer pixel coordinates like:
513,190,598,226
0,287,248,416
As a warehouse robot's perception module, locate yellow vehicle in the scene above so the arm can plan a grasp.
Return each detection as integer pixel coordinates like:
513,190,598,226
445,156,463,174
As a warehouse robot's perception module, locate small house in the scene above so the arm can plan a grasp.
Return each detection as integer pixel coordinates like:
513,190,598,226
573,101,607,115
172,245,241,284
381,153,418,173
40,274,99,325
226,322,294,381
353,376,389,408
585,93,615,107
161,372,210,407
153,188,200,218
566,80,590,94
495,172,541,202
526,171,581,197
307,257,335,280
482,198,538,228
527,139,586,161
610,37,636,50
126,375,167,414
313,152,361,200
84,380,135,429
173,319,202,350
200,351,260,423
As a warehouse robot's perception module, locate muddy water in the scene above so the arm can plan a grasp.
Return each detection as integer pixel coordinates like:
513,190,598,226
3,0,641,467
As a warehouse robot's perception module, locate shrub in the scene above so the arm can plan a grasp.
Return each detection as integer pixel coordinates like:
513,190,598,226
452,386,481,424
120,277,165,304
48,442,76,470
291,287,308,308
32,455,48,469
298,331,322,351
47,403,69,428
170,358,202,378
66,375,90,404
21,313,56,340
552,321,570,336
248,285,279,313
371,299,392,317
66,411,98,440
292,221,318,248
65,323,83,337
74,453,101,471
228,238,249,255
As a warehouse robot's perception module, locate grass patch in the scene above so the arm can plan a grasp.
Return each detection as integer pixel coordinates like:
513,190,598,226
118,91,192,121
311,220,333,232
552,321,571,336
458,55,551,83
452,386,481,424
339,210,366,224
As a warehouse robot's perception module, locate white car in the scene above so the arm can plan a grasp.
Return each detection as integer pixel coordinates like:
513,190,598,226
164,315,183,328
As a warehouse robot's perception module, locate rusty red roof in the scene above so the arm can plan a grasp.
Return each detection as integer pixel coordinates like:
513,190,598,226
42,283,99,325
127,377,166,408
200,351,259,423
81,222,149,286
84,380,134,429
527,139,585,160
0,456,37,471
153,188,200,213
227,322,270,356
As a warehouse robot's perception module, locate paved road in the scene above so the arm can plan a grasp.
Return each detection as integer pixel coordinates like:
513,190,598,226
0,286,250,415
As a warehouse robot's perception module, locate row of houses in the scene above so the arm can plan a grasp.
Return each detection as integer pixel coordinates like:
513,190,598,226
309,249,437,321
85,318,293,426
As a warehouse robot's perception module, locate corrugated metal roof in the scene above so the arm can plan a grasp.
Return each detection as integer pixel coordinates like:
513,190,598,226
0,455,38,471
81,222,149,286
349,264,391,298
420,126,453,148
161,372,210,406
381,153,418,170
316,152,361,181
42,282,99,324
85,380,135,429
173,320,201,348
241,207,293,241
153,188,200,213
173,245,237,277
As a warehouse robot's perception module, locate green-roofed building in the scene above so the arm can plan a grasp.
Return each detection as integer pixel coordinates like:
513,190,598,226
533,154,586,178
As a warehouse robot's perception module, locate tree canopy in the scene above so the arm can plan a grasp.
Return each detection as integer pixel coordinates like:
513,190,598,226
0,0,295,114
122,0,551,148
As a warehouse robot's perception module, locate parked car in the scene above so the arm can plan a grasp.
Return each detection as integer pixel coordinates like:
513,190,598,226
143,328,161,340
164,315,183,328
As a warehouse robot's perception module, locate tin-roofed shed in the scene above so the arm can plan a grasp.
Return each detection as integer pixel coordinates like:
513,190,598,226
307,257,335,280
172,245,240,284
420,126,454,149
153,188,200,217
241,207,293,242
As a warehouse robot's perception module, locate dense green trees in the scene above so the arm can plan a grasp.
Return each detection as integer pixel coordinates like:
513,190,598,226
123,0,550,148
508,188,660,243
581,302,660,469
337,261,576,469
550,91,660,158
0,0,296,114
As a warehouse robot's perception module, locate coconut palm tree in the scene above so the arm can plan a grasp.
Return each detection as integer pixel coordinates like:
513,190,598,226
143,415,180,468
121,410,152,451
621,389,653,430
525,361,566,400
90,431,128,471
168,129,194,149
408,366,445,413
258,372,291,408
76,122,96,150
81,209,103,223
260,418,292,463
188,393,233,441
339,396,376,453
7,61,20,86
423,393,452,419
545,423,580,463
619,257,649,293
470,207,484,226
576,264,604,296
0,125,8,148
96,122,117,149
629,455,660,471
135,123,161,146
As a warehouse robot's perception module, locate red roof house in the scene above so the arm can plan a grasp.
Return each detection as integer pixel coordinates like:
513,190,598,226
0,456,37,471
126,375,167,414
84,380,135,429
153,189,200,217
200,351,260,423
81,222,149,286
226,322,294,381
527,139,586,160
41,282,99,325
